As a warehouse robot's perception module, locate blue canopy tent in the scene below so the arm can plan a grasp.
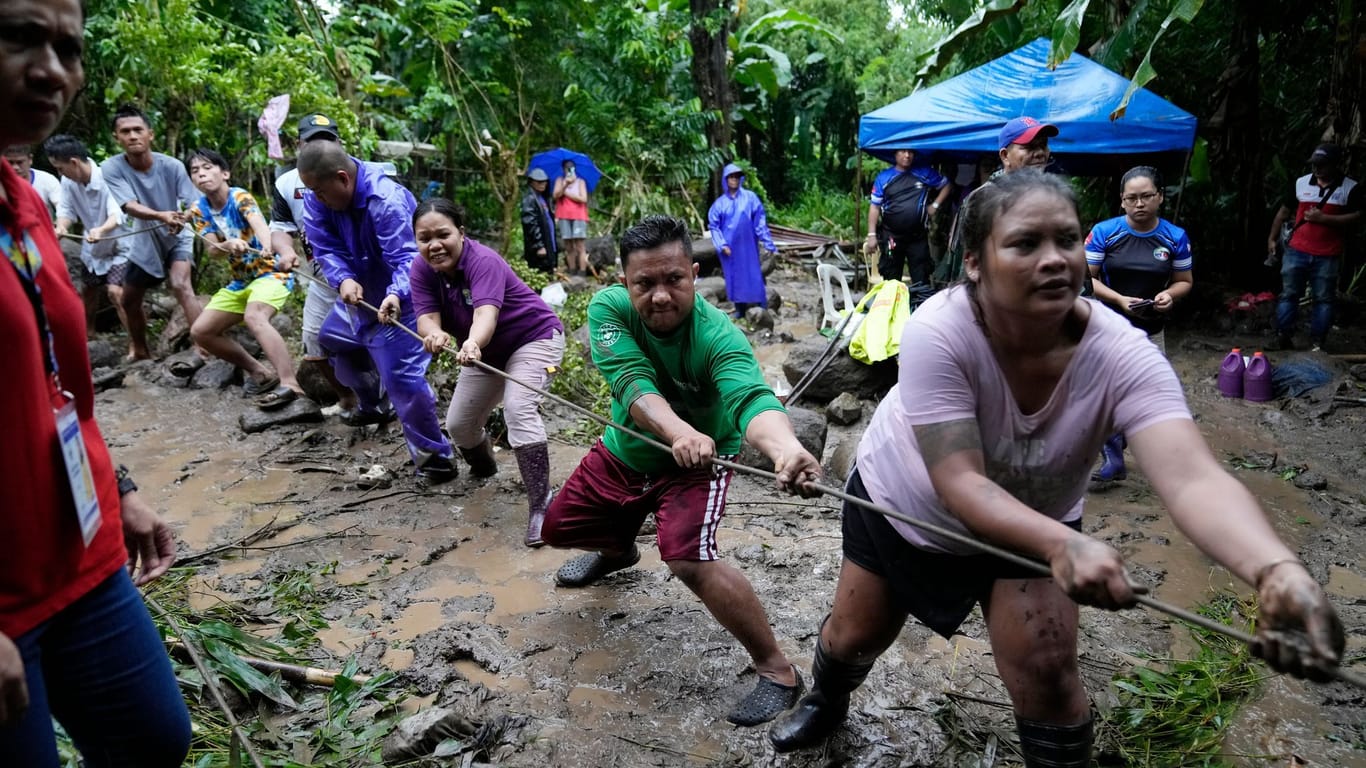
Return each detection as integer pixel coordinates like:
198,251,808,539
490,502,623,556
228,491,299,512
858,38,1198,175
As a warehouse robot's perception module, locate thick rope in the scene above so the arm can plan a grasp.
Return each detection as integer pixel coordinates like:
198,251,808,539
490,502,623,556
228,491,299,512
199,231,1363,689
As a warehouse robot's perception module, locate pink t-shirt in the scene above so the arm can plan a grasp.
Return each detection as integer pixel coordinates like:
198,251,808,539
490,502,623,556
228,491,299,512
856,287,1191,554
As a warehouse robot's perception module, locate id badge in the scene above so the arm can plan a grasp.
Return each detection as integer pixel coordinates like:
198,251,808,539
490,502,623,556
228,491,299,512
54,396,102,545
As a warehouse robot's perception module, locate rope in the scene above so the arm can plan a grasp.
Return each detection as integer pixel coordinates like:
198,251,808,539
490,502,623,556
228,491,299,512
58,224,172,243
198,230,1365,689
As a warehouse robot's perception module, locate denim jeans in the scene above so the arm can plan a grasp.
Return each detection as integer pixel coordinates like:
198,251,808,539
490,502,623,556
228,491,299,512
0,570,191,767
1276,245,1340,342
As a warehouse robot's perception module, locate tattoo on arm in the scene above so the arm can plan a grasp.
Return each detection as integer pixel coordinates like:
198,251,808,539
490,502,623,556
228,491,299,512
914,418,983,469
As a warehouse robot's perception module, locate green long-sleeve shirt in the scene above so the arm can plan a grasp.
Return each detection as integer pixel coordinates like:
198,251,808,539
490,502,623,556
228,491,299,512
588,285,785,474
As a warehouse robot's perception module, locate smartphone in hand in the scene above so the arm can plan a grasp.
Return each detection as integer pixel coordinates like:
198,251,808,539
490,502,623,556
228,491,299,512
1128,298,1154,312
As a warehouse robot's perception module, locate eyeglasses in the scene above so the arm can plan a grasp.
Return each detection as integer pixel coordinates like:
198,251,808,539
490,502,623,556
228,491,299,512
1121,192,1160,205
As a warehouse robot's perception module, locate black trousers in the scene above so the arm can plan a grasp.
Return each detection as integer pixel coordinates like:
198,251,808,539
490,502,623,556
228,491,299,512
877,230,931,286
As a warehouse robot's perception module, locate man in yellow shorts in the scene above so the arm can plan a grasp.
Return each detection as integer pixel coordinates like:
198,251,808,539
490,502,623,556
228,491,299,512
184,148,303,409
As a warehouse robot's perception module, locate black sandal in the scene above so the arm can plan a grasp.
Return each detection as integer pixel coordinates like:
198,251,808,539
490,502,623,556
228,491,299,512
554,546,641,588
726,667,805,727
254,385,299,411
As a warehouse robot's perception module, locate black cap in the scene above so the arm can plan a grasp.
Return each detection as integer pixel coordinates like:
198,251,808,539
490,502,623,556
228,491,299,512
299,113,341,142
1309,144,1344,166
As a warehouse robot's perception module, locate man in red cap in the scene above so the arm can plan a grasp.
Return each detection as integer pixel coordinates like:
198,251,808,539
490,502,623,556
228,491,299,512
940,116,1059,283
1267,143,1361,351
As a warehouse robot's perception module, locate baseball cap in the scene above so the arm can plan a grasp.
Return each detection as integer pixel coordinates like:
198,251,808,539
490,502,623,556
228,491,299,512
1309,144,1343,166
999,116,1059,149
526,168,549,182
298,113,340,142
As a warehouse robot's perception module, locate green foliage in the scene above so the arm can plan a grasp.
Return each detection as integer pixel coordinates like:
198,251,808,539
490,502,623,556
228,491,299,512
548,289,612,443
1097,594,1264,766
105,566,408,767
82,0,358,192
770,184,858,240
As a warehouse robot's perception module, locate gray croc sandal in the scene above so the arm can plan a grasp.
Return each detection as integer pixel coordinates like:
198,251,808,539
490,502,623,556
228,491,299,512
726,667,805,727
555,546,641,588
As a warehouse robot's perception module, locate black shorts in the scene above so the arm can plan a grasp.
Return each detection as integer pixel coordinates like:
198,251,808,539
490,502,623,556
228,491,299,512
121,261,164,288
841,467,1079,639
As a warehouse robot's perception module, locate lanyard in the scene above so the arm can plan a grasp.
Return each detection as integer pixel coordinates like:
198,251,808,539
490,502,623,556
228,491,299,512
1,226,63,389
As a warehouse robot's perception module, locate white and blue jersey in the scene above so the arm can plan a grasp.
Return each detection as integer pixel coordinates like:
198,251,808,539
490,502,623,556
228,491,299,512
1085,216,1191,334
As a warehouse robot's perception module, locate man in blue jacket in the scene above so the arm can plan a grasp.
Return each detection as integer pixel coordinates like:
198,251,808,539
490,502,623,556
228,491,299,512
297,140,455,482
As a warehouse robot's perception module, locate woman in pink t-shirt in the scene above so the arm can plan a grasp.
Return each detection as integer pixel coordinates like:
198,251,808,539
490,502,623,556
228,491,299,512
771,171,1344,763
553,159,590,276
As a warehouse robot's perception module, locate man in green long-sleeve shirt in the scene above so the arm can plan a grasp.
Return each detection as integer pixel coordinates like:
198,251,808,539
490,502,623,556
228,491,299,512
542,214,822,727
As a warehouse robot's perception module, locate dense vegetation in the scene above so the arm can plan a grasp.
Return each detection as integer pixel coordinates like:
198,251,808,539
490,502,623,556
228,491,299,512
66,0,1363,287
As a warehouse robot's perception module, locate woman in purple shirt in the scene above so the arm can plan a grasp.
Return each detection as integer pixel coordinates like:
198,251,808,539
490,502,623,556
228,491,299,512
409,199,565,547
771,171,1344,763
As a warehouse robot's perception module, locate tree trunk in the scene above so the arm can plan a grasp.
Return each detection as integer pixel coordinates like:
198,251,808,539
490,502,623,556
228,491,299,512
1206,1,1262,284
690,0,733,202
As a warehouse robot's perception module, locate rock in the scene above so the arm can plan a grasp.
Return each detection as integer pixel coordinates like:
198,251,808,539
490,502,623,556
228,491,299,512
238,396,324,434
190,360,239,390
825,392,863,426
745,307,775,331
760,250,777,276
782,335,898,402
570,323,595,366
565,274,592,294
228,326,262,358
586,235,616,270
736,406,826,472
824,430,860,483
91,367,126,392
766,286,783,312
695,276,727,304
269,312,294,336
296,360,340,404
1292,471,1328,491
381,707,477,762
87,339,121,369
1350,364,1366,382
155,294,211,355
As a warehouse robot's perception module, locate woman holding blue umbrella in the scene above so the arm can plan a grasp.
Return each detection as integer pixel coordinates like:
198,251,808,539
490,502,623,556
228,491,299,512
553,159,590,276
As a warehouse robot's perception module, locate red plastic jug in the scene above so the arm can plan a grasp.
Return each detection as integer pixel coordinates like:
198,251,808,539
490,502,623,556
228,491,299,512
1218,347,1244,398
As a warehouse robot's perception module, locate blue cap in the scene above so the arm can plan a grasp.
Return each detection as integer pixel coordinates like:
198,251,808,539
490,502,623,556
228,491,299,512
998,116,1058,150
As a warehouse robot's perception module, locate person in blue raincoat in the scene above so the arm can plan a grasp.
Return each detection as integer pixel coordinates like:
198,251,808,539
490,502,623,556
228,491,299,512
708,163,777,318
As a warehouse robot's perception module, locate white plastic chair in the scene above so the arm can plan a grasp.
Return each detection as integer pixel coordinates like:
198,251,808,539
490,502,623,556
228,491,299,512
817,262,856,335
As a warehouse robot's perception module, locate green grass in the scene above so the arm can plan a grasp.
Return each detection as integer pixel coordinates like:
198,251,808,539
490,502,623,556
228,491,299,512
1096,594,1266,767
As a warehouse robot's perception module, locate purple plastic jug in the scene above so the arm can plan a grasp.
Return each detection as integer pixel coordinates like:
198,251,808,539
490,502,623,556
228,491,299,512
1244,351,1273,402
1217,347,1245,398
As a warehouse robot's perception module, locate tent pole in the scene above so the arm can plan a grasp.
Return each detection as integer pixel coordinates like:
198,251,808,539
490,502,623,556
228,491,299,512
1173,145,1194,222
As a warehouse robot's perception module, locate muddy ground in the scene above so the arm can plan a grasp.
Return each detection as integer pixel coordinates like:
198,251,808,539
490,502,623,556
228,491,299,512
92,260,1366,767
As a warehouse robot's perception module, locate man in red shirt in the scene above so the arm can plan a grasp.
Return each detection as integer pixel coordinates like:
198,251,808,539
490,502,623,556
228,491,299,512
1268,144,1362,351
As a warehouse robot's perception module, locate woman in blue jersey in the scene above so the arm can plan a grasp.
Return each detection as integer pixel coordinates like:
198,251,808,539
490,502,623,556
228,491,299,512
1085,166,1192,482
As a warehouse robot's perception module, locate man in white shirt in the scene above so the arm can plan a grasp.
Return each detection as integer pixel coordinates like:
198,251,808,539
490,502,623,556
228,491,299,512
4,144,63,219
44,134,132,335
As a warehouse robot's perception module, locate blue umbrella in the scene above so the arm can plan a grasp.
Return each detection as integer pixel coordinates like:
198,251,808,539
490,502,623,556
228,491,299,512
528,148,602,194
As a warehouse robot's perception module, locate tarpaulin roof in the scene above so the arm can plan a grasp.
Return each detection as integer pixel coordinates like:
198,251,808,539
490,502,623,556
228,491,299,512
858,38,1198,174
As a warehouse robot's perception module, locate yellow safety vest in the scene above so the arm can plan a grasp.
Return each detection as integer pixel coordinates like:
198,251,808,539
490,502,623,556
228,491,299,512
849,279,911,364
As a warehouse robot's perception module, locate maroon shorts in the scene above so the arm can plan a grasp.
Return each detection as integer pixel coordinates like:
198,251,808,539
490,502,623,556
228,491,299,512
542,440,735,562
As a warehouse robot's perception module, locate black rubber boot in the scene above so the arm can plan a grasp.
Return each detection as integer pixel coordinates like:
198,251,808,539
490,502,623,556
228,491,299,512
769,636,874,752
458,435,498,478
514,442,551,548
1015,716,1094,768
